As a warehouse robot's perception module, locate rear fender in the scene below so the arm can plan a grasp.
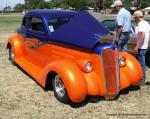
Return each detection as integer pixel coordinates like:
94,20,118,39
41,59,87,103
5,34,24,58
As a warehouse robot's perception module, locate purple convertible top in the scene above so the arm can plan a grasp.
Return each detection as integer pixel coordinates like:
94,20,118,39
50,11,110,50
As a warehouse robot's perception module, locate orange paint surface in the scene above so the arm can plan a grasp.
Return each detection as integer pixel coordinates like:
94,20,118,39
5,34,143,103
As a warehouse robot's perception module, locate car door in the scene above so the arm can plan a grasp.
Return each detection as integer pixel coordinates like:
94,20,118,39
22,16,49,72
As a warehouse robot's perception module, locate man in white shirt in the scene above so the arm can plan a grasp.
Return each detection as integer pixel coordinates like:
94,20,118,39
133,11,150,85
112,0,131,51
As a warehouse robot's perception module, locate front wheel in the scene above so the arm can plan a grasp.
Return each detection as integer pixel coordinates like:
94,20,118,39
8,45,15,65
52,74,69,103
145,50,150,67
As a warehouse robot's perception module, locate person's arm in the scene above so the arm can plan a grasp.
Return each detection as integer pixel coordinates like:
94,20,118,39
116,26,123,39
113,25,123,42
113,12,123,42
134,32,145,51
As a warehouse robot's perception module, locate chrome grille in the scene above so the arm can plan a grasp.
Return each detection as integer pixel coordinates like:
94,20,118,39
102,48,119,99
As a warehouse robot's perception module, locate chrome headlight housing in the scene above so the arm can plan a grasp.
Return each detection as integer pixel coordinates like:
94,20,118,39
84,61,93,72
77,60,93,73
119,57,126,67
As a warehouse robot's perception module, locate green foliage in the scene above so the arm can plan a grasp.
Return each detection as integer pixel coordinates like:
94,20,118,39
60,2,69,9
14,4,25,12
122,0,133,10
67,0,87,10
0,15,22,33
25,0,46,9
134,0,150,9
55,0,88,10
92,0,113,10
13,0,150,12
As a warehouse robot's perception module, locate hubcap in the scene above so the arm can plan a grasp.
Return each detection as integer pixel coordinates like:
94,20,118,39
54,75,65,97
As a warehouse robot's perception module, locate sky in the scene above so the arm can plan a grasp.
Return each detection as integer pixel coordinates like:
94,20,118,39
0,0,24,10
0,0,51,10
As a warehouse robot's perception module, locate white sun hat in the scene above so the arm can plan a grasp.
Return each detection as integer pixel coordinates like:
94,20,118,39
111,0,123,7
133,11,144,17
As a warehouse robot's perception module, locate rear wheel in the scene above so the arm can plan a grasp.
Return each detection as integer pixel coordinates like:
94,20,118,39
8,45,15,65
52,74,69,103
145,50,150,67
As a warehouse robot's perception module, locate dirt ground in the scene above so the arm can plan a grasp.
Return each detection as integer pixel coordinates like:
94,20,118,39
0,14,150,119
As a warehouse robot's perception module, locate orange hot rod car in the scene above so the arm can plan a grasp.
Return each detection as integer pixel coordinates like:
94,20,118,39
5,9,143,103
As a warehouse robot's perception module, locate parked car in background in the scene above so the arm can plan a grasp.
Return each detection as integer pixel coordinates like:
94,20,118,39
101,18,150,67
5,10,143,104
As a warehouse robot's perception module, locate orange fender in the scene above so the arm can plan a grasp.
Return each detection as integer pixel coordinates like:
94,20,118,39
5,34,24,59
41,59,87,103
120,67,131,90
83,72,104,96
119,52,143,87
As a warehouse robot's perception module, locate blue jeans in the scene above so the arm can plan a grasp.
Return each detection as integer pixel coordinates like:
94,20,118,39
118,32,130,52
137,49,146,83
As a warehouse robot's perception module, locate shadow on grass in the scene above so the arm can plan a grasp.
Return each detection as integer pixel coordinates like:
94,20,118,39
12,64,144,108
70,85,142,108
69,96,105,108
145,82,150,85
12,62,143,108
13,64,106,107
12,64,102,107
119,85,141,95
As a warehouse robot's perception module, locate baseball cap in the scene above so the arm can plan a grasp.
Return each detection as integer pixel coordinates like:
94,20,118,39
133,11,143,17
111,0,123,7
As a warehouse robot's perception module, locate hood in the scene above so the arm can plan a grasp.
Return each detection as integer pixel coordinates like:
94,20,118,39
50,11,110,50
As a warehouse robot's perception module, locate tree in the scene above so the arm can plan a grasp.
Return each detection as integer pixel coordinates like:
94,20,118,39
24,0,46,9
92,0,113,12
122,0,133,10
133,0,150,9
63,0,87,10
3,6,11,13
12,0,150,13
14,4,25,12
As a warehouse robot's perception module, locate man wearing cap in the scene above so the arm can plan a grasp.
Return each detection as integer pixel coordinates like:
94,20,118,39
133,11,150,85
112,0,131,52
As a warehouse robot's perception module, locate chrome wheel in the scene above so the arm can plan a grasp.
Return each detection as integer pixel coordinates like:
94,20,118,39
8,45,15,65
52,74,69,103
54,75,65,97
10,47,14,60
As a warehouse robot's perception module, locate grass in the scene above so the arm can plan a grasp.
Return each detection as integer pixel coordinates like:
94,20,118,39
0,14,23,45
0,14,22,33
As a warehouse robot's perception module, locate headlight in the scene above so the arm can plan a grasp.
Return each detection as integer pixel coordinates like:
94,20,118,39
84,61,93,72
119,57,126,67
77,60,93,73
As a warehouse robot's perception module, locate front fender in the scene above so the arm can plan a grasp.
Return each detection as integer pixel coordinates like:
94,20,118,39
41,59,87,103
119,52,143,89
5,34,24,58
